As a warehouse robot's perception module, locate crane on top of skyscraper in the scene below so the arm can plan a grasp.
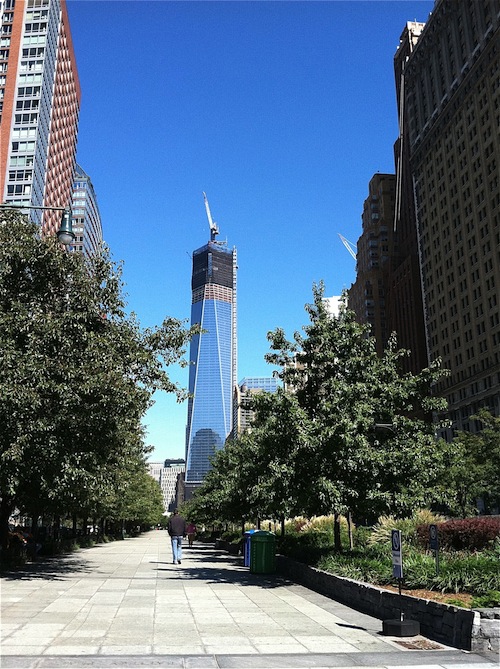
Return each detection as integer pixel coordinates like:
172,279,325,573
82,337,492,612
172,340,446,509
203,192,219,242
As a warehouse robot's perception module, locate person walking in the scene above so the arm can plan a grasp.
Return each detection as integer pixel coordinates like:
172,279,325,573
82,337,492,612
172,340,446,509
186,521,197,548
167,509,186,565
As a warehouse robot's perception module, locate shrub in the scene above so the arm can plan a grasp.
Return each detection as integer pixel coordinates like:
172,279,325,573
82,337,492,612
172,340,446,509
432,553,500,594
369,510,446,547
280,513,500,600
471,591,500,608
284,517,310,534
284,515,353,548
221,530,241,543
278,530,332,565
318,551,392,584
417,517,500,551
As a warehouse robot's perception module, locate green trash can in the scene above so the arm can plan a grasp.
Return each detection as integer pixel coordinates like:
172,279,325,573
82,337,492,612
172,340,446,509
250,530,276,574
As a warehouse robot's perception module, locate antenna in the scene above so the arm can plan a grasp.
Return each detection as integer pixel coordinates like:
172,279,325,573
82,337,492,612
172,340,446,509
203,191,219,242
338,234,357,261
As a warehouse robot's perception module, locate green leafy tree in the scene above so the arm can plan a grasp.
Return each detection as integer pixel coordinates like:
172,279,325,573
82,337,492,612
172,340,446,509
114,464,165,529
189,389,313,533
266,283,449,544
246,389,315,530
0,213,197,548
189,433,257,527
439,409,500,517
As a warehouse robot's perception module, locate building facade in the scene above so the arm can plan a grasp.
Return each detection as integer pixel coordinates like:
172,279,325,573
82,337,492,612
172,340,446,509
233,377,280,436
71,164,102,257
403,0,499,433
389,21,429,374
185,213,237,495
348,173,397,356
0,0,80,238
147,459,185,513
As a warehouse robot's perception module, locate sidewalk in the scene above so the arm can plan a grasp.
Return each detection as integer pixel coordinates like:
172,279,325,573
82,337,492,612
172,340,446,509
1,530,497,669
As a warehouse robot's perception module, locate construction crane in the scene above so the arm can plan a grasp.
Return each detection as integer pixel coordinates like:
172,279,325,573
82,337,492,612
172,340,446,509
203,191,219,242
338,234,357,261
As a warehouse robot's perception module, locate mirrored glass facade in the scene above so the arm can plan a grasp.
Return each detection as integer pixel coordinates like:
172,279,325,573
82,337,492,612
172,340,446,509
185,241,237,484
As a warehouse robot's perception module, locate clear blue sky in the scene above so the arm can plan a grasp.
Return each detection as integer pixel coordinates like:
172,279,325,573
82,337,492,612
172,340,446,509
67,0,433,461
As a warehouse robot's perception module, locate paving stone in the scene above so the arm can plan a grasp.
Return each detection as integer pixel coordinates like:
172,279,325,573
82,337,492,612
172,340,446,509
2,532,499,669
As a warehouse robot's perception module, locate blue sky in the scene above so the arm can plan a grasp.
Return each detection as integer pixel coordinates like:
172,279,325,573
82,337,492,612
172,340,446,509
67,0,433,461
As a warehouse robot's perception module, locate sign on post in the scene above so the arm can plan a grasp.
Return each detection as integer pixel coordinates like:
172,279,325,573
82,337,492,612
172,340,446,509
429,524,439,550
429,524,440,575
391,529,403,579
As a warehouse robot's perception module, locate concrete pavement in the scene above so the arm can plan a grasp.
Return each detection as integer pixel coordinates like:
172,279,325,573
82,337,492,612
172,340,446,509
1,530,498,669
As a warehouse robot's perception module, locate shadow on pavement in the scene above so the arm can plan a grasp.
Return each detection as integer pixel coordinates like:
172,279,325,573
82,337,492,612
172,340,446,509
0,555,93,581
154,544,293,589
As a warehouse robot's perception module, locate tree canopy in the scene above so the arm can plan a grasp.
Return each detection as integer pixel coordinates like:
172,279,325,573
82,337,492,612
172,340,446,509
190,282,451,542
438,409,500,517
0,213,197,546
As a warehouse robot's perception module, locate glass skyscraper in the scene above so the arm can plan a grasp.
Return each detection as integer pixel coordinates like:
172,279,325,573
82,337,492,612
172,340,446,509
185,223,237,491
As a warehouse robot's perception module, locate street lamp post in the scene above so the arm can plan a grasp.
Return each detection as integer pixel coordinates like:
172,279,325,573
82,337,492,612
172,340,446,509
0,203,75,245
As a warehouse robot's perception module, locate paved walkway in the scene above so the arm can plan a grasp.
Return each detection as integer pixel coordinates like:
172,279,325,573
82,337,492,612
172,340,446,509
1,531,497,669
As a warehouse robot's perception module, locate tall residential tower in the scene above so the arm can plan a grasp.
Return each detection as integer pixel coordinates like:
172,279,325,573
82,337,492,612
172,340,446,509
184,194,237,497
0,0,80,237
71,164,102,257
403,0,499,433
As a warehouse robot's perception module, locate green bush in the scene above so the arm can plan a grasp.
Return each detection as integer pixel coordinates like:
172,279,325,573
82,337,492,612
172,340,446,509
221,530,241,543
433,553,500,594
471,591,500,608
369,510,446,547
318,551,392,584
278,530,332,565
282,531,499,599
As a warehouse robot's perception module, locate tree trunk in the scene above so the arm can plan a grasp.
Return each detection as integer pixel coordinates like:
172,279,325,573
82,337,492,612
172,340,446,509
72,514,77,537
53,515,61,541
257,517,261,530
30,513,39,537
0,496,14,552
333,512,342,551
347,510,354,550
280,515,285,537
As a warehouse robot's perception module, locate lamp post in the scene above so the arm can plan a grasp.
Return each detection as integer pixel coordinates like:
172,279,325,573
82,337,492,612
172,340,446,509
0,203,75,245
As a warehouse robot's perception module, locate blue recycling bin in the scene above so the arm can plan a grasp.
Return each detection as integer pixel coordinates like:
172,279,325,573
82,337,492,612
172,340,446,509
243,529,256,567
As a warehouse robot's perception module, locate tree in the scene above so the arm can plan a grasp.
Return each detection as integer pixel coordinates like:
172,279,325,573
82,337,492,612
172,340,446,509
439,409,500,517
245,389,315,529
178,282,450,547
266,283,449,541
0,213,197,548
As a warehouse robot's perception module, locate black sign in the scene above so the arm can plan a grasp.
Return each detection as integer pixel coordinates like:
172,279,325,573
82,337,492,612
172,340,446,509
429,524,439,550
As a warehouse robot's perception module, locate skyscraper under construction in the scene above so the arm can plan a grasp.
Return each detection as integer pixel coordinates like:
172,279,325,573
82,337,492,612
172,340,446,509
184,194,237,497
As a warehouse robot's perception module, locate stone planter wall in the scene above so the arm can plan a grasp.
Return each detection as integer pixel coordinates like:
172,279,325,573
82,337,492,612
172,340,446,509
212,541,499,653
276,554,488,651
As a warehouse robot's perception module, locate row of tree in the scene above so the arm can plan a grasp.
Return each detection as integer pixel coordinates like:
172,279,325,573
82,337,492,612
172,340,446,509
185,284,500,546
0,214,196,548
